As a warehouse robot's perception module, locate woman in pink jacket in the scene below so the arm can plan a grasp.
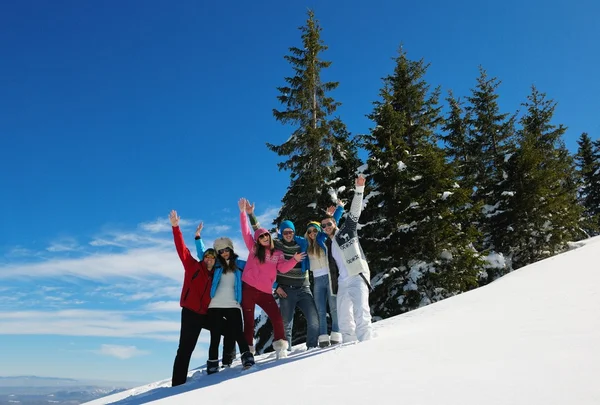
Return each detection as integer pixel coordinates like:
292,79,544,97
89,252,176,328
238,198,305,359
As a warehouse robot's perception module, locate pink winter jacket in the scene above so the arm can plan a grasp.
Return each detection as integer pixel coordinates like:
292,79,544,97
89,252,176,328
240,211,297,294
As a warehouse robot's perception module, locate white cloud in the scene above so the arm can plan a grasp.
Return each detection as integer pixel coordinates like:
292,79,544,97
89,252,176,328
47,238,79,252
139,218,195,233
210,225,231,234
256,207,280,228
0,309,202,342
96,344,149,359
143,301,181,312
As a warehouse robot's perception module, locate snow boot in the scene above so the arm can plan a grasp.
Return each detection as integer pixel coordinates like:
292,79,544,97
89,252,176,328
318,334,330,348
206,359,220,375
222,348,236,368
272,339,288,359
330,331,342,345
241,351,255,369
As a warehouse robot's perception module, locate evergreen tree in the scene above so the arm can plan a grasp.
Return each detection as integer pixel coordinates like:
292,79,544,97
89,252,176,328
267,9,360,229
575,132,600,235
492,86,582,269
256,9,361,352
441,91,474,188
464,67,517,281
360,48,483,317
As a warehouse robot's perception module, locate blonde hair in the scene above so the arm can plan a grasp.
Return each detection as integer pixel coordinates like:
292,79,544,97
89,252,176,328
305,229,323,258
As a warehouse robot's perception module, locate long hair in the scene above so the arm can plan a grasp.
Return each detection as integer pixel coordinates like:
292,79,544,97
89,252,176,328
305,229,323,258
217,251,240,273
255,235,274,264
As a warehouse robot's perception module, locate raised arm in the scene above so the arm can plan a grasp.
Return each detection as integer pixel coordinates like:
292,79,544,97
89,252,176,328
245,200,261,231
194,222,206,258
239,198,255,250
170,210,196,270
347,175,366,224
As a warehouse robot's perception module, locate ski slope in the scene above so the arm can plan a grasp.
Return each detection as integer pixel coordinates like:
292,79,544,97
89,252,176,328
85,237,600,405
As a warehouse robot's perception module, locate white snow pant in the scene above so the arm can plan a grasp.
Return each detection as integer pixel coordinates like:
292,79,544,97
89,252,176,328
336,273,372,343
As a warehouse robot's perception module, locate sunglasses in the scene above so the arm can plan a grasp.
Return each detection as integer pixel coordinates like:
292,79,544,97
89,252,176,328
282,230,294,236
321,221,334,228
258,233,270,240
218,248,232,255
308,228,319,234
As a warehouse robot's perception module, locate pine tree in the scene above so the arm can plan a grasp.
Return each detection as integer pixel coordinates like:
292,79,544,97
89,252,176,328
575,132,600,236
464,67,517,281
256,9,361,352
267,9,360,229
360,48,483,317
492,86,582,269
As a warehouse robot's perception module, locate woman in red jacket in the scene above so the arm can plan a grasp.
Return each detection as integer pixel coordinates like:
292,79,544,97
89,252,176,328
170,210,215,387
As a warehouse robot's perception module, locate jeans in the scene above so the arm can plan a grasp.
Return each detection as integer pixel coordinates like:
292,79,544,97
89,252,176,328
278,285,319,349
313,274,339,335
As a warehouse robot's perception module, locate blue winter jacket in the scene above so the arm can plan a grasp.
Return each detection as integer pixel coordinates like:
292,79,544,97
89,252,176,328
195,238,245,304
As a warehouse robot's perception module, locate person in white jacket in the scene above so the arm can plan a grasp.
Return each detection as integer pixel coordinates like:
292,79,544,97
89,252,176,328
321,175,373,343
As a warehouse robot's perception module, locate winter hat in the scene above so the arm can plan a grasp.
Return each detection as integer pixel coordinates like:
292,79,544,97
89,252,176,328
306,221,322,233
278,220,295,238
254,228,271,242
213,237,234,252
203,248,217,259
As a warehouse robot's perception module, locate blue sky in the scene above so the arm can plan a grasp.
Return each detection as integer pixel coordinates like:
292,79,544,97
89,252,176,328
0,0,598,383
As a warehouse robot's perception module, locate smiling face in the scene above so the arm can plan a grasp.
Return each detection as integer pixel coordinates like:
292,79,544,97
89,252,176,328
307,226,318,240
203,254,216,270
282,228,294,243
320,218,337,236
218,248,231,261
258,232,271,247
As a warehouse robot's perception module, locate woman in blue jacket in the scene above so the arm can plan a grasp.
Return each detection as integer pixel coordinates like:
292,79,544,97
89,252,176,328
305,202,344,347
195,226,254,373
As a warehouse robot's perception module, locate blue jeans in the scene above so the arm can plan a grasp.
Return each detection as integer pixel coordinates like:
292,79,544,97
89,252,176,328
278,285,319,349
313,274,339,335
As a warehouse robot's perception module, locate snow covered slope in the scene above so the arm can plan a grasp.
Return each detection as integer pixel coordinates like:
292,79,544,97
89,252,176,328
86,237,600,405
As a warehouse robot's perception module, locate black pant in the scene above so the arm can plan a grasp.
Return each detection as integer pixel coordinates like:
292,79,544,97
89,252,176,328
207,307,249,361
171,308,236,387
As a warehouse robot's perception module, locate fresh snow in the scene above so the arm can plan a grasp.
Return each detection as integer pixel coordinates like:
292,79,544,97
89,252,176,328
85,237,600,405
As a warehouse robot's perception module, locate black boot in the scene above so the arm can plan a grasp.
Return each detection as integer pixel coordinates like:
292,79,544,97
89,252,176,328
221,348,236,368
241,351,255,369
206,359,219,375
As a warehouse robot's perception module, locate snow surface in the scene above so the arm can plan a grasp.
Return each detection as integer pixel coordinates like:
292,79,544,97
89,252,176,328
85,237,600,405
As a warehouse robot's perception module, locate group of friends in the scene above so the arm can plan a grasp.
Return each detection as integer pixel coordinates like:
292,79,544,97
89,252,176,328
169,175,373,387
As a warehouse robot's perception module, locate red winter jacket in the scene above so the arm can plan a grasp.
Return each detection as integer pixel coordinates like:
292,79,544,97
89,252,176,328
172,226,212,314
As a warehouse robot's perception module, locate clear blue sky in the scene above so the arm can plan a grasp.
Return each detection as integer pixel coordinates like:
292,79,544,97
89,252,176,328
0,0,598,383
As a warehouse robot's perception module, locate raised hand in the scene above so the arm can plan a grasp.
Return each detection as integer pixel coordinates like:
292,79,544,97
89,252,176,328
326,205,336,216
356,174,366,187
336,199,345,207
195,222,203,238
245,200,255,215
238,198,248,213
169,210,180,227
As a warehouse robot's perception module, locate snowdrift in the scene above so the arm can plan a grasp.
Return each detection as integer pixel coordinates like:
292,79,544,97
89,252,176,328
85,237,600,405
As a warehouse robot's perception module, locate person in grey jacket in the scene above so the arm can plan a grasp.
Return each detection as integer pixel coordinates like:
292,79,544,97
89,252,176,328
321,175,373,343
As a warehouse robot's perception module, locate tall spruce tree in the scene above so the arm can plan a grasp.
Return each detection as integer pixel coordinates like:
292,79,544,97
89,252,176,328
256,10,360,352
464,67,517,281
360,48,483,317
575,132,600,236
492,86,581,269
267,9,360,229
